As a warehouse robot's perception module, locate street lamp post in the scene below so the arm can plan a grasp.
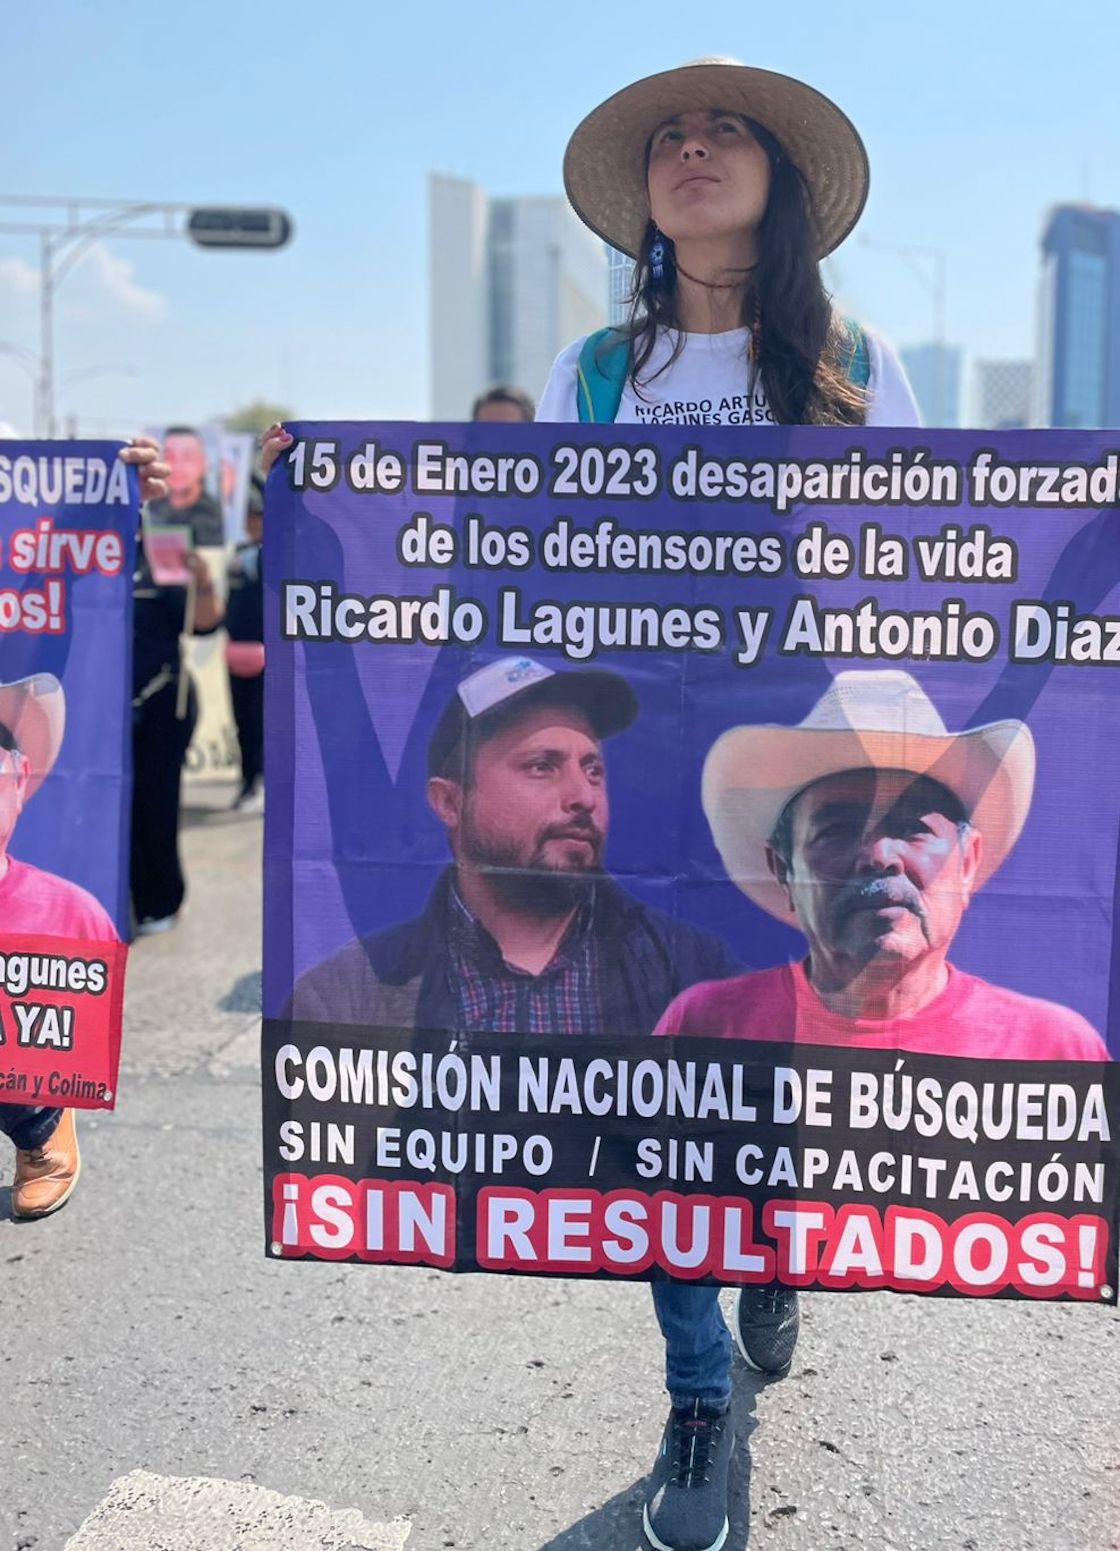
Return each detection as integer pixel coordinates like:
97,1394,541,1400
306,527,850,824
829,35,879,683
860,236,949,421
0,344,137,434
0,342,39,429
0,196,293,436
58,365,139,437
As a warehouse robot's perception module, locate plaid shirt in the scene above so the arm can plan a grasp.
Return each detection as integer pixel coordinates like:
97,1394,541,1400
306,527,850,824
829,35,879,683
448,883,604,1036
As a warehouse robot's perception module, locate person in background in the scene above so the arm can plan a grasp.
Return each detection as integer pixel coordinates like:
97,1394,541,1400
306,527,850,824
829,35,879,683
131,539,224,933
225,474,265,813
471,385,535,423
256,385,537,470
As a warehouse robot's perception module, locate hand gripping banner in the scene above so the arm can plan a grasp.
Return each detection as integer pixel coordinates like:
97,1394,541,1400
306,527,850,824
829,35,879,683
263,423,1120,1302
0,443,135,1111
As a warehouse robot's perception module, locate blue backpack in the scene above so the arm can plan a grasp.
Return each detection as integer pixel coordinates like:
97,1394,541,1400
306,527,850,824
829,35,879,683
575,318,871,423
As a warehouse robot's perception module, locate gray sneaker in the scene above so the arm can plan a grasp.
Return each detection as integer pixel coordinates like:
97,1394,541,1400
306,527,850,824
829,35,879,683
643,1402,732,1551
733,1284,799,1378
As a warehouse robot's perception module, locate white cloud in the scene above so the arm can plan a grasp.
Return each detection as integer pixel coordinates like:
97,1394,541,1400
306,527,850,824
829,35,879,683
0,243,167,322
82,242,167,322
0,256,40,297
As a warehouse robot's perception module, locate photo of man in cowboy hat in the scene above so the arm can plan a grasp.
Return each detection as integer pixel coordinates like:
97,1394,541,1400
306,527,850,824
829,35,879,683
655,668,1108,1061
0,673,119,1221
290,656,739,1034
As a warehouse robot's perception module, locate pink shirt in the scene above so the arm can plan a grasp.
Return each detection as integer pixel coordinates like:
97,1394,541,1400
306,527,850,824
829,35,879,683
0,856,119,942
654,960,1109,1062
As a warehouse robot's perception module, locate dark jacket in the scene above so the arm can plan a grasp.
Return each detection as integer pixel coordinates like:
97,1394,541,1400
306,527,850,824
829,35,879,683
225,543,263,643
132,552,219,700
148,490,224,548
289,869,740,1035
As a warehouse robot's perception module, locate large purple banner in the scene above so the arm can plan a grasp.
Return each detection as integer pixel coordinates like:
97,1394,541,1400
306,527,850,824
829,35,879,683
0,442,135,1110
262,424,1119,1301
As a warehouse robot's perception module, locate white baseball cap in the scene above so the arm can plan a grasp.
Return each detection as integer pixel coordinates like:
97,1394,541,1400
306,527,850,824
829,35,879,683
427,657,638,776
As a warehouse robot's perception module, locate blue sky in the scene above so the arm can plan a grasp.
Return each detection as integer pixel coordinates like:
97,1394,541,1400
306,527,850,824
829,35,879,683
1,0,1117,432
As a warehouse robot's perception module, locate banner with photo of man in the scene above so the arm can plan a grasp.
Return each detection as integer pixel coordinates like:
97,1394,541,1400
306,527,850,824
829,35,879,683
145,424,258,782
0,441,136,1111
145,423,255,547
262,422,1120,1302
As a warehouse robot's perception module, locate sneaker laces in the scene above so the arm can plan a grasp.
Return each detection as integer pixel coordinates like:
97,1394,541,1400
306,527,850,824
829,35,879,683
748,1285,792,1315
669,1405,726,1488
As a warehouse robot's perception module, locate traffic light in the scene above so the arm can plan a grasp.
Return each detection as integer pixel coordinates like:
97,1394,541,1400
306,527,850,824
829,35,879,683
186,207,293,250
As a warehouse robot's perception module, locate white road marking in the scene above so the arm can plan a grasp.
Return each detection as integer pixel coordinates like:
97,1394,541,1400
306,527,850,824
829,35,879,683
65,1470,411,1550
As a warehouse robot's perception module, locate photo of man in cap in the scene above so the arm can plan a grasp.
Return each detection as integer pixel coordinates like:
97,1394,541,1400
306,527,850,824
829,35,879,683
0,674,119,1220
656,668,1108,1060
290,656,739,1033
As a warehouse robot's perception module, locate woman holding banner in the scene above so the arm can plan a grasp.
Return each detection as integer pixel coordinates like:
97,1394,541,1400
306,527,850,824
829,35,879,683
261,57,919,1551
534,58,921,1551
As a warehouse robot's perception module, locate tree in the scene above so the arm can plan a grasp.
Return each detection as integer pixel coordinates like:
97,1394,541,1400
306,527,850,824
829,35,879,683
220,399,294,436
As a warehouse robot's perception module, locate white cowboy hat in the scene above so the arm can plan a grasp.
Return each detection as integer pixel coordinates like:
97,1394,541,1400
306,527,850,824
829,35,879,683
563,57,870,261
0,673,65,798
702,670,1036,922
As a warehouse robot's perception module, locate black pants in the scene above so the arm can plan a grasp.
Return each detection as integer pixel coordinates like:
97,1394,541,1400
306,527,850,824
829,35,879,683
131,677,197,923
229,670,264,791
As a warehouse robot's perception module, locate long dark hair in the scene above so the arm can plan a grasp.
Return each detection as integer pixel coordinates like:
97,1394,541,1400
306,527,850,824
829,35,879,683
623,117,866,426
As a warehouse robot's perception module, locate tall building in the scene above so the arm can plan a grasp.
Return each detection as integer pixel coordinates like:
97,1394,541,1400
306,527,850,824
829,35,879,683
1036,205,1120,427
429,174,608,418
899,342,963,427
608,246,635,326
970,359,1033,429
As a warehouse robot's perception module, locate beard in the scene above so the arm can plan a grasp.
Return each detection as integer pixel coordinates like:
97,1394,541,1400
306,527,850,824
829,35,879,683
458,812,605,919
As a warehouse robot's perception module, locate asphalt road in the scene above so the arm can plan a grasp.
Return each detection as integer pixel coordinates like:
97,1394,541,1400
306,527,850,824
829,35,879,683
2,784,1118,1551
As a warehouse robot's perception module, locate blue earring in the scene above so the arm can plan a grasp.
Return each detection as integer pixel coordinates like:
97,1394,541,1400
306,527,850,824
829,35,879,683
650,232,666,283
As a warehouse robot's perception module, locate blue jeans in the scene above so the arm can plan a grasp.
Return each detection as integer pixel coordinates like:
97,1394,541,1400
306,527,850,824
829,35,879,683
652,1282,731,1410
0,1105,63,1151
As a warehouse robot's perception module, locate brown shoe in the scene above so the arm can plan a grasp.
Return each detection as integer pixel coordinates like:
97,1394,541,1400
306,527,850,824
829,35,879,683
12,1110,81,1219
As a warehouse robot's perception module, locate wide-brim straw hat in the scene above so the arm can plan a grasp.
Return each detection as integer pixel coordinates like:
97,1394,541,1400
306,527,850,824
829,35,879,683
564,57,870,260
702,670,1036,923
0,673,65,798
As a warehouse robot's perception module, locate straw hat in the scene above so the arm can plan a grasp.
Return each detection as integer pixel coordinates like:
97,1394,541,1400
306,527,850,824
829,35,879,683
702,671,1036,922
0,673,65,799
563,57,870,260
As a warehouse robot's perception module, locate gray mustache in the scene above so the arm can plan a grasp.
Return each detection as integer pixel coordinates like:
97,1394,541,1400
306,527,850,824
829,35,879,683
834,875,926,922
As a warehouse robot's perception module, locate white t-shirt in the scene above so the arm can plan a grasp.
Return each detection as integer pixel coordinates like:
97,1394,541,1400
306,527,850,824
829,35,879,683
536,324,921,428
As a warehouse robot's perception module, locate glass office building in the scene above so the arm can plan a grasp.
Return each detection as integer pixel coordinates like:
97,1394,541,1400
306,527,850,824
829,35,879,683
428,174,607,418
1037,206,1120,427
608,247,634,326
971,359,1033,429
899,342,963,427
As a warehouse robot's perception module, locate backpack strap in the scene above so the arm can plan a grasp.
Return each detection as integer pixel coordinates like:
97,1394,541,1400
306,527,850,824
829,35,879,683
838,316,871,390
576,318,870,419
576,328,630,423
